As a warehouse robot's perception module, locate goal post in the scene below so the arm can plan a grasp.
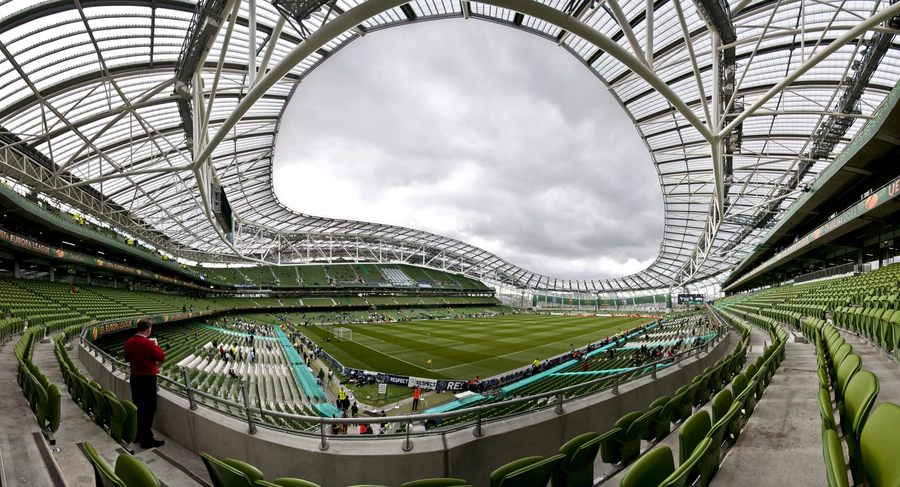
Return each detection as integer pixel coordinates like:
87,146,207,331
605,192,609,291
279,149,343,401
333,326,352,341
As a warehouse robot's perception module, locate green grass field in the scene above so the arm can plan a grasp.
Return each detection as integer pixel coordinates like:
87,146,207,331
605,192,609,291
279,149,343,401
298,314,652,380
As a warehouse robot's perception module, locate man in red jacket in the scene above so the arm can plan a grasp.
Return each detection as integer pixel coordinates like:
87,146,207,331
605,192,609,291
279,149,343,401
124,319,166,448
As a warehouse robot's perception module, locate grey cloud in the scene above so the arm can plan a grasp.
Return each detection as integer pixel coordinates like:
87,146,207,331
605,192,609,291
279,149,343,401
273,19,663,280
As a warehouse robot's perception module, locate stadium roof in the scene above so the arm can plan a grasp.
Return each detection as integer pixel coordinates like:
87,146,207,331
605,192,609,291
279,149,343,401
0,0,898,293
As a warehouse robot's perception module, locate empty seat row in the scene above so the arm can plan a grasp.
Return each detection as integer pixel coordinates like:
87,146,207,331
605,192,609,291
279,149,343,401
14,326,61,436
806,319,900,487
620,311,787,486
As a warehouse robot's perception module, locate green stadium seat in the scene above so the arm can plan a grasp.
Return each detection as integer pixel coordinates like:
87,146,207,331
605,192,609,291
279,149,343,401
731,373,748,399
673,385,693,422
678,410,710,485
201,453,264,487
653,396,677,440
256,480,323,487
83,442,126,487
660,438,712,487
489,454,563,487
619,446,673,487
627,407,660,444
597,427,624,465
114,453,161,487
121,400,138,444
711,389,733,424
552,432,602,487
859,403,900,487
46,384,61,433
399,479,469,487
818,388,837,432
822,429,849,487
104,392,127,443
601,412,643,465
842,370,879,483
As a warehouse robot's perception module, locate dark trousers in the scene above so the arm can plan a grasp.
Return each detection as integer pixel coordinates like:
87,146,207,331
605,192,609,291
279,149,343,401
412,398,419,411
130,374,158,444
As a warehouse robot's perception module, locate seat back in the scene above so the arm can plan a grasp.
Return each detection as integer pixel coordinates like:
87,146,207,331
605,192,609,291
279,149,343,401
859,403,900,487
822,429,849,487
399,478,468,487
661,438,712,487
818,388,836,432
554,431,600,487
731,373,748,398
120,400,138,444
832,344,852,372
596,427,623,464
628,406,661,442
256,480,323,487
83,442,126,487
711,389,733,424
612,411,644,464
497,454,563,487
843,370,879,440
489,456,542,487
619,447,674,487
834,353,862,400
200,453,262,487
104,392,127,442
678,410,711,465
115,454,160,487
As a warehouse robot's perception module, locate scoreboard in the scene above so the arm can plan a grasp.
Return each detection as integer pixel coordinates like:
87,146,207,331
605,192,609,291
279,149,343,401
677,294,705,305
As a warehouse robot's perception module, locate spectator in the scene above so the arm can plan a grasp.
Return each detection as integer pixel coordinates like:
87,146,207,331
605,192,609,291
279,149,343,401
351,401,359,418
412,387,421,411
123,319,165,448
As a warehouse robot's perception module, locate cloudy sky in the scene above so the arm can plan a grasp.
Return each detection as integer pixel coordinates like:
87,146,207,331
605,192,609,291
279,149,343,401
273,19,663,280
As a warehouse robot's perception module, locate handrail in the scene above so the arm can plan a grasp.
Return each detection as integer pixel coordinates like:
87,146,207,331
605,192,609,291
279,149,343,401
78,323,728,448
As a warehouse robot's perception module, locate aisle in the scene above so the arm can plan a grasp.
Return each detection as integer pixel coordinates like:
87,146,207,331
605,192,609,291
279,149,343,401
0,335,57,486
712,335,824,486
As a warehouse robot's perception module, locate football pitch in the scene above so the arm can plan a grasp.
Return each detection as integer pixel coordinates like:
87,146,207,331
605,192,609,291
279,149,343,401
299,314,652,380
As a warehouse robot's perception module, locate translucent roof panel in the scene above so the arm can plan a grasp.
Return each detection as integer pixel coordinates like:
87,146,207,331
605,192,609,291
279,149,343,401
0,0,898,291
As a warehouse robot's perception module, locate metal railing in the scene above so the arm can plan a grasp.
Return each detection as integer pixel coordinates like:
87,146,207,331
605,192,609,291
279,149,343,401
78,327,728,451
793,263,869,284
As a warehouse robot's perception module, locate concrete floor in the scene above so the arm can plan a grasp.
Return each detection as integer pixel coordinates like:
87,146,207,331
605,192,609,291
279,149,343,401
712,331,824,487
1,334,211,487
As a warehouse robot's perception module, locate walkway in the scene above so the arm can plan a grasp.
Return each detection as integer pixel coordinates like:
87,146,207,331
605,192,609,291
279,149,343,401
712,331,824,486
